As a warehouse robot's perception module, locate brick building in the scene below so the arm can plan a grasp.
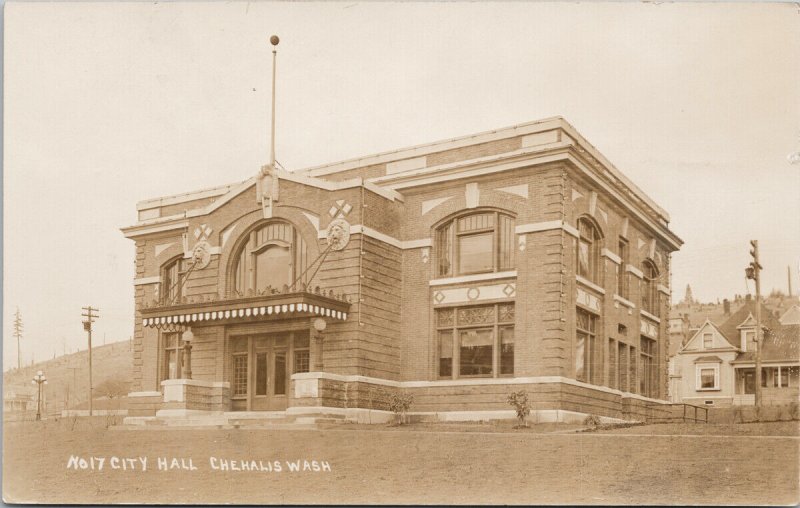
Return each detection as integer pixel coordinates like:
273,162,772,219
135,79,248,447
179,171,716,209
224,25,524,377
122,117,682,423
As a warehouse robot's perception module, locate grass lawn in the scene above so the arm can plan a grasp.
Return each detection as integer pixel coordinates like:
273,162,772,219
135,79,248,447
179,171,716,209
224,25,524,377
3,418,798,505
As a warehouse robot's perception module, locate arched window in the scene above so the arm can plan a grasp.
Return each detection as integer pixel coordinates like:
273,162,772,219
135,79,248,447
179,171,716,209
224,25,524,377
576,217,602,283
435,211,515,278
641,260,659,316
232,221,309,296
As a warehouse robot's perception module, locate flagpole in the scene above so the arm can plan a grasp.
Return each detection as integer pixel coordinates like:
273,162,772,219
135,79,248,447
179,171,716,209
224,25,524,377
269,35,279,168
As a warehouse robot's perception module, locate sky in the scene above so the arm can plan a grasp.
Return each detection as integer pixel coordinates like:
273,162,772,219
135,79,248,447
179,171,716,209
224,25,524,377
4,1,799,370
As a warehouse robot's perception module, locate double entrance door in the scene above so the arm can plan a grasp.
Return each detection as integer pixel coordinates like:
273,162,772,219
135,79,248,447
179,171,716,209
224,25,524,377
230,332,308,411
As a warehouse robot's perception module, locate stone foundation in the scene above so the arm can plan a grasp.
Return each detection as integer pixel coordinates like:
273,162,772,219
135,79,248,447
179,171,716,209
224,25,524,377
160,379,230,412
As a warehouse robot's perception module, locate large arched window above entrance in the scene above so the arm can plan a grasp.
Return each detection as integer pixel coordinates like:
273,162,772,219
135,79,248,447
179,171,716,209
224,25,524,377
231,221,309,296
641,259,660,316
576,217,603,283
435,210,515,278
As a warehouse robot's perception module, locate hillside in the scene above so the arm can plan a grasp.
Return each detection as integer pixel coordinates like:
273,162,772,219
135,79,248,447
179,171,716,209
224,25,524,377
3,340,132,417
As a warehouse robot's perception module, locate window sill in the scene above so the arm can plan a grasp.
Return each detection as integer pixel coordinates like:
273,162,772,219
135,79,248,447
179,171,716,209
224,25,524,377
696,388,720,392
640,309,661,323
430,270,517,287
576,275,606,295
613,294,636,309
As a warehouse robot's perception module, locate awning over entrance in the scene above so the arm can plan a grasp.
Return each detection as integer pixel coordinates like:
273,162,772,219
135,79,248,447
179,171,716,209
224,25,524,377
140,291,350,328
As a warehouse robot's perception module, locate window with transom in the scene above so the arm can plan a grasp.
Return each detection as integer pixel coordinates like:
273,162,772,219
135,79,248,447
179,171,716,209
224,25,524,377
232,221,309,296
436,303,515,379
435,211,515,278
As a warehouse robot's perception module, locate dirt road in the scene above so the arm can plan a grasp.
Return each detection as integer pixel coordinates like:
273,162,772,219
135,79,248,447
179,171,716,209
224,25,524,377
3,419,798,505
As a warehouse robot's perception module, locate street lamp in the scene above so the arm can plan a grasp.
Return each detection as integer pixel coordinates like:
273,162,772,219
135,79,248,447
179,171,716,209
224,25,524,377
182,327,194,380
31,370,47,421
312,318,327,371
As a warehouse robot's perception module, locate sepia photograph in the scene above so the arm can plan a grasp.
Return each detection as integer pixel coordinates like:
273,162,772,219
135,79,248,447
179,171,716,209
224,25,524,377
3,1,799,505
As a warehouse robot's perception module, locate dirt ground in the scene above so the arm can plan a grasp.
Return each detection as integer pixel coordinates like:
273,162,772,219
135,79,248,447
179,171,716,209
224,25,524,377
3,418,798,505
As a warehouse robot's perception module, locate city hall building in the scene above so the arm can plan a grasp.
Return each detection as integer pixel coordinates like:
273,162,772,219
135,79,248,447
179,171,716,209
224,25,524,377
122,117,682,424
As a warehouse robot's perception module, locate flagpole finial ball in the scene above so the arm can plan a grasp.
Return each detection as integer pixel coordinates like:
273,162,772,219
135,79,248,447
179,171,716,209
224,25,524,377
270,35,280,46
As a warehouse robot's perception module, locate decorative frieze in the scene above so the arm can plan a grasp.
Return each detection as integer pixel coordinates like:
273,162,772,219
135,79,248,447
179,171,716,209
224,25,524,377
432,282,516,305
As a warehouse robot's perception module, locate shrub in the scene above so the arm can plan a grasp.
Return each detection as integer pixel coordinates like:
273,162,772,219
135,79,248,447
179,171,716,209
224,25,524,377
387,392,413,425
507,390,531,428
583,414,602,429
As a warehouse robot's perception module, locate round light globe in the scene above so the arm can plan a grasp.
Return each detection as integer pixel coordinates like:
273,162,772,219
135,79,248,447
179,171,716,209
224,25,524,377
313,318,327,332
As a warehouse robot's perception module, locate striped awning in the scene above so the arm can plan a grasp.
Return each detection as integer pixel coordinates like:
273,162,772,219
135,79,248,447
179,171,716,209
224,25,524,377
140,292,349,329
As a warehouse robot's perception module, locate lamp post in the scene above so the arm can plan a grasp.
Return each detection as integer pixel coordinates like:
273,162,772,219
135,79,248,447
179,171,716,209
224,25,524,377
182,327,194,380
312,318,326,371
32,370,47,421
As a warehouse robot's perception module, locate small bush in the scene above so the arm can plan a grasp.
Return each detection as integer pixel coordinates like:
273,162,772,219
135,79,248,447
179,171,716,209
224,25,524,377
507,391,531,428
387,392,413,425
583,414,602,429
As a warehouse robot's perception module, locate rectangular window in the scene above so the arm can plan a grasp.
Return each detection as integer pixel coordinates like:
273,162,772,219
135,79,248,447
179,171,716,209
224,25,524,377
629,346,637,394
232,354,248,397
703,333,713,349
436,222,453,277
609,338,617,389
458,233,494,274
499,215,515,271
499,326,514,376
575,308,598,384
436,304,514,379
438,331,453,378
617,239,629,298
618,343,629,392
640,337,657,397
578,240,590,278
294,350,310,373
459,328,494,377
162,332,182,381
699,367,717,390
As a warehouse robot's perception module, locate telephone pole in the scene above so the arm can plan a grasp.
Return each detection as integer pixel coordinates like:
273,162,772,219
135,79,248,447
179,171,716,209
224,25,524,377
13,308,23,370
745,241,763,408
81,306,99,416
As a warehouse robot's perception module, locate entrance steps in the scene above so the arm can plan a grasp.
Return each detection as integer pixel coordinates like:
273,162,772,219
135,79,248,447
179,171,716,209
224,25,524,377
120,410,346,429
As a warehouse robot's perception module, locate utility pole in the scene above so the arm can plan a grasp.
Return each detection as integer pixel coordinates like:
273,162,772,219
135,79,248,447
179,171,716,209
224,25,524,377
81,306,99,416
788,265,793,297
13,308,23,370
745,241,763,408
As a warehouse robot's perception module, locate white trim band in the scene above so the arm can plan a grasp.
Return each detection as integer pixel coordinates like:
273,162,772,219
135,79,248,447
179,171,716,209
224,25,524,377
601,248,622,265
613,294,636,309
430,271,517,287
626,264,644,279
640,309,661,323
576,275,606,295
133,276,161,286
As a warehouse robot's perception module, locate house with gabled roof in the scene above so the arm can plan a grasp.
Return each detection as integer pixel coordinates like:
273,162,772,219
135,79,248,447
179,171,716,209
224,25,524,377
780,305,800,326
670,297,799,407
